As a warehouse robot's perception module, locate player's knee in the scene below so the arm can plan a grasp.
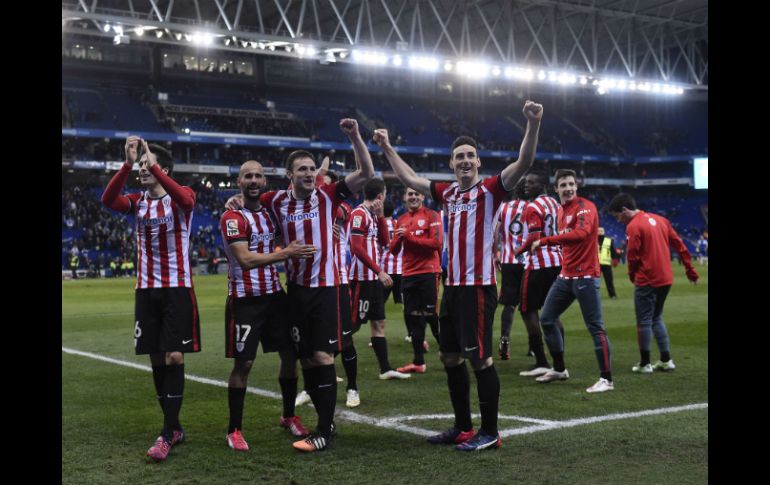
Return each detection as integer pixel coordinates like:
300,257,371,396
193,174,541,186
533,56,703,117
468,356,493,371
310,351,334,366
165,351,184,365
540,318,556,329
371,320,386,335
440,352,462,367
234,359,254,374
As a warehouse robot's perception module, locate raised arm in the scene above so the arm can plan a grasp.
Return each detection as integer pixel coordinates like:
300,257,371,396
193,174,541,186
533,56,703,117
316,155,331,184
500,101,543,190
372,128,432,197
142,140,196,212
340,119,375,194
101,136,140,213
371,199,390,247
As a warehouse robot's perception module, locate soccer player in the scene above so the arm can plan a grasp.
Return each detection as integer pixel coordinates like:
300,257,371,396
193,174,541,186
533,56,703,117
516,171,563,377
101,136,200,462
349,179,411,381
392,187,443,374
519,169,614,393
374,100,543,451
220,160,317,451
294,167,359,408
227,119,375,452
606,192,699,373
381,200,404,306
492,179,528,361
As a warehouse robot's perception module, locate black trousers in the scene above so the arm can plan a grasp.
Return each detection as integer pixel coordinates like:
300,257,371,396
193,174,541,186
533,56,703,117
600,265,616,298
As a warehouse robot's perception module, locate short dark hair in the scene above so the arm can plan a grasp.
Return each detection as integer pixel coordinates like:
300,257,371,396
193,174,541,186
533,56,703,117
527,170,549,188
285,150,315,171
324,170,339,182
147,143,174,175
383,199,395,217
364,178,386,200
607,193,638,213
451,136,478,152
554,169,577,186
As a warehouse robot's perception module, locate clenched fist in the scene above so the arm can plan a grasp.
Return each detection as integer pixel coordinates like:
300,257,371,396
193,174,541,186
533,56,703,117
523,100,544,122
372,129,390,148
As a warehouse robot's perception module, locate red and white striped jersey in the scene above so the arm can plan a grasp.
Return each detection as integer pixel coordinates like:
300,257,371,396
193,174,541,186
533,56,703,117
127,191,194,289
349,205,381,281
522,194,563,269
220,207,282,297
430,175,508,286
495,199,528,265
260,180,353,287
335,202,352,285
380,216,403,274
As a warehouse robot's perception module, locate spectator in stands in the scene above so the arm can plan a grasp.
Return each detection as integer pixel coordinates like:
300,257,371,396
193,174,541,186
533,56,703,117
207,252,218,275
94,253,104,278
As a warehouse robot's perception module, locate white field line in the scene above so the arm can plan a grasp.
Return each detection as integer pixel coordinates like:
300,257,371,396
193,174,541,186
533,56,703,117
63,347,707,438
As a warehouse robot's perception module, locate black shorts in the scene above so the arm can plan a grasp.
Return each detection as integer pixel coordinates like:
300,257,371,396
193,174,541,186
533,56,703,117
349,279,386,328
520,266,561,313
287,284,344,358
134,287,202,355
382,274,403,304
438,285,497,360
402,273,440,315
225,291,291,360
498,264,524,306
338,284,354,348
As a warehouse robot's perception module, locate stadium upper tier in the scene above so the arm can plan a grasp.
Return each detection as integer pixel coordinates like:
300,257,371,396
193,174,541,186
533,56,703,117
63,77,706,158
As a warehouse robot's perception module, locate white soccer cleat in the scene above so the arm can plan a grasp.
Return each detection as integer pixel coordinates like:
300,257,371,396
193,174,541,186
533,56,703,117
652,359,676,372
519,366,550,377
379,369,411,380
632,363,653,374
295,390,312,407
535,368,570,383
586,377,615,393
345,389,361,408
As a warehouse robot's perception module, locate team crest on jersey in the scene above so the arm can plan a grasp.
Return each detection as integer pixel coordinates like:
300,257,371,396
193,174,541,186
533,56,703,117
417,219,426,227
648,217,657,226
565,215,573,224
352,215,363,229
226,219,239,236
163,198,170,207
236,342,245,352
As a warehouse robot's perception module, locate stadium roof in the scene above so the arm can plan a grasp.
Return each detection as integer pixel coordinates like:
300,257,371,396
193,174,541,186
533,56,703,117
62,0,707,89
